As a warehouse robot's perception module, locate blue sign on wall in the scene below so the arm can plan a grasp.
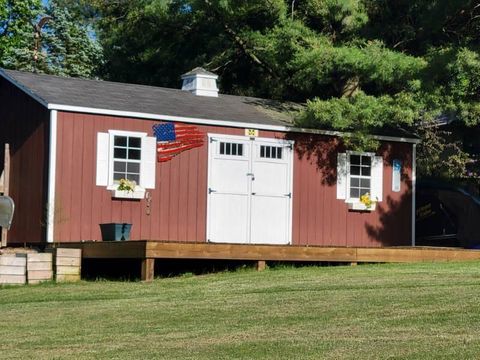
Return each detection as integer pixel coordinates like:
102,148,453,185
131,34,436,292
392,159,401,192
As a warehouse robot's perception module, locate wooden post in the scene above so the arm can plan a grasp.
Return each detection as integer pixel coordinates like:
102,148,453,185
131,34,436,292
256,260,266,271
141,258,155,282
1,143,10,248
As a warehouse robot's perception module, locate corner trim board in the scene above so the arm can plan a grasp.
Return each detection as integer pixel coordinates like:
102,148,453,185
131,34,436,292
47,110,58,243
411,143,417,246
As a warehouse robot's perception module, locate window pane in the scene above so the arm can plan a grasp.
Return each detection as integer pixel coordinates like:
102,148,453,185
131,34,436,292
361,167,371,176
128,149,141,160
350,165,360,175
113,172,124,181
114,161,126,172
350,155,360,165
114,136,127,147
114,148,127,159
272,147,277,158
260,146,265,157
220,142,225,155
127,163,140,173
277,148,282,159
266,146,271,158
238,144,243,156
129,137,141,148
350,188,360,198
360,188,369,197
232,143,237,156
360,179,370,188
351,178,360,187
362,156,371,166
127,174,140,184
226,143,231,155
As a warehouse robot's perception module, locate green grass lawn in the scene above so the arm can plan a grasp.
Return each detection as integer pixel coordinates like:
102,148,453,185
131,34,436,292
2,262,480,359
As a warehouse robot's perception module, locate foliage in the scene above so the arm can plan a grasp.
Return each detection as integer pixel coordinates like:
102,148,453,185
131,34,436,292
42,0,103,77
0,0,41,71
2,0,479,179
0,0,103,77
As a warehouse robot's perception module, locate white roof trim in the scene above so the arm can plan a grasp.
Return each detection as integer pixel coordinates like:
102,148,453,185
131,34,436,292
47,104,420,144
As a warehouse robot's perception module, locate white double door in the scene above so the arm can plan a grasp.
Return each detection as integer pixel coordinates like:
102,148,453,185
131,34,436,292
207,134,293,245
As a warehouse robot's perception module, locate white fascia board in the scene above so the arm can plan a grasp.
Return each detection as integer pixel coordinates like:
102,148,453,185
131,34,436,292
48,103,288,131
0,70,49,107
47,110,58,243
48,103,421,144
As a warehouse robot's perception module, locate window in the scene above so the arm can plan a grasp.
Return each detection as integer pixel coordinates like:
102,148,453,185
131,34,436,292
260,145,283,159
219,142,243,156
96,130,157,190
113,135,142,184
336,152,383,203
348,154,371,199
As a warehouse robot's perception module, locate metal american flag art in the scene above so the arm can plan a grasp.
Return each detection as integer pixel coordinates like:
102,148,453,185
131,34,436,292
153,122,205,162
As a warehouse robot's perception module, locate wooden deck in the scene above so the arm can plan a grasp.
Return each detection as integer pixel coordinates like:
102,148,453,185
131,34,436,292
51,241,480,281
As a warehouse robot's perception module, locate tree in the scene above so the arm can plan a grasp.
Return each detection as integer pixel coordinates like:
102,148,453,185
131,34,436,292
82,1,480,178
0,0,103,78
42,0,103,77
0,0,41,72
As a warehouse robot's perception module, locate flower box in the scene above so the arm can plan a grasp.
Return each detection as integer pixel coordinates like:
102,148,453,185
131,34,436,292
112,189,145,199
348,202,376,211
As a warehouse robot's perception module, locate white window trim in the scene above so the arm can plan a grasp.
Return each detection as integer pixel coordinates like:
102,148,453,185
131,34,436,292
345,150,375,204
107,130,148,191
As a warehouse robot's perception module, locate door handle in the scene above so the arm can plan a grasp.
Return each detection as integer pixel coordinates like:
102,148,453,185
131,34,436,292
246,173,255,180
208,188,216,194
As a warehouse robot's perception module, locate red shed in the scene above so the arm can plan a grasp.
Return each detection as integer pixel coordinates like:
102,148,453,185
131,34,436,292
0,68,418,248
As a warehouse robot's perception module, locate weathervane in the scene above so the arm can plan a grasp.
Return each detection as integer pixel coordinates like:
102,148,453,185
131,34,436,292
32,16,52,71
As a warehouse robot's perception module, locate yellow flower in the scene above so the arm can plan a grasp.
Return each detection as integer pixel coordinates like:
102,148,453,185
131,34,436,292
360,192,374,209
117,178,136,192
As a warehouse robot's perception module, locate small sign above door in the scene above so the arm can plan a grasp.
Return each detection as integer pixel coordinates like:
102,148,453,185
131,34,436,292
245,129,259,137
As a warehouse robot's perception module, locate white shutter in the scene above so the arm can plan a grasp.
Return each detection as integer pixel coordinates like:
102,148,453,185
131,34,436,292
140,136,157,189
371,156,383,202
96,132,109,186
336,153,347,200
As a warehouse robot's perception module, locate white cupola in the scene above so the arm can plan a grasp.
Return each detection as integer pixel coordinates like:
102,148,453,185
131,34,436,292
181,67,219,97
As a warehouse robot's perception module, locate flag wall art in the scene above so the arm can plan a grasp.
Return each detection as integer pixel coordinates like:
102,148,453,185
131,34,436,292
153,122,205,162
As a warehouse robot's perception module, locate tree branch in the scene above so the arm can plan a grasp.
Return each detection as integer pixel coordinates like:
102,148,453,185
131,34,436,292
203,0,275,77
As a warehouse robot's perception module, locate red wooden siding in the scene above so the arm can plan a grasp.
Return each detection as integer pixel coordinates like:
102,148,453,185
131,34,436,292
54,112,412,246
290,135,412,247
0,77,50,243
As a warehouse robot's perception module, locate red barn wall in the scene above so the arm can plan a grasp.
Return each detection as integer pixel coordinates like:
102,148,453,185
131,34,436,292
0,77,50,244
54,111,412,246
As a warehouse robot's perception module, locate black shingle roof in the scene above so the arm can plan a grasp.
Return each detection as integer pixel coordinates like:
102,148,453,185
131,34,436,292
1,69,301,126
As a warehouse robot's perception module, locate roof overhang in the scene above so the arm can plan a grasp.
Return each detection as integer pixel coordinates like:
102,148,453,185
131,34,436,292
0,69,420,144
